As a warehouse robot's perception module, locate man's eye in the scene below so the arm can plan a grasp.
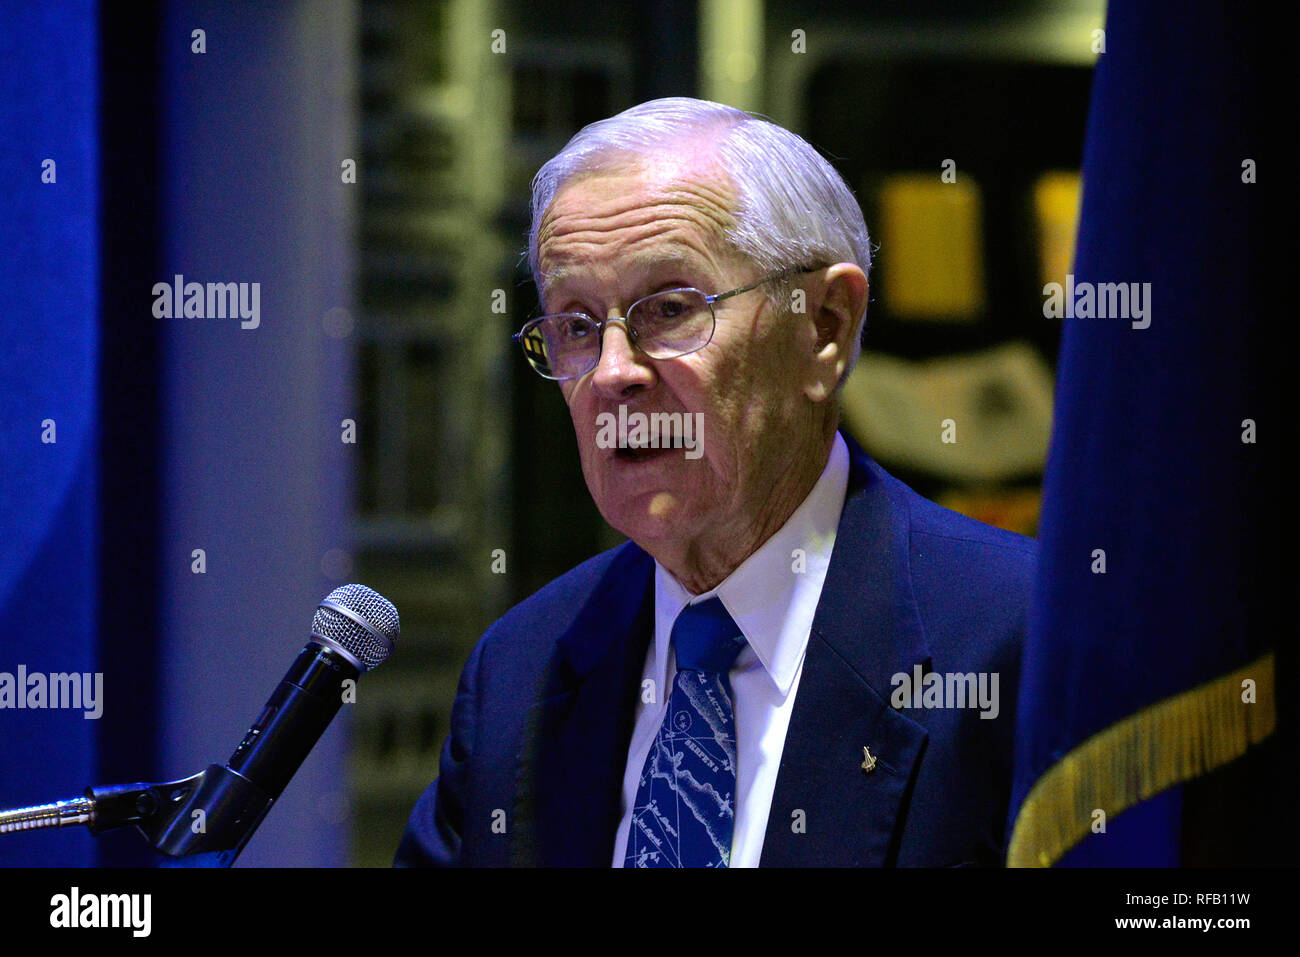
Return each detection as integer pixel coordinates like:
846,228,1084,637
555,317,593,340
656,297,688,318
641,293,694,323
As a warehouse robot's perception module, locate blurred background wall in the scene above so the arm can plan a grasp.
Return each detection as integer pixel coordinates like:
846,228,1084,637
1,0,1103,866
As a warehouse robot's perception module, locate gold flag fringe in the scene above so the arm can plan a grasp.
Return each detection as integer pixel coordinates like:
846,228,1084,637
1007,651,1275,867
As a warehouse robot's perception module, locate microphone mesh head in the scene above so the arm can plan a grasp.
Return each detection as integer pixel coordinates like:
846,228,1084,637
311,584,399,671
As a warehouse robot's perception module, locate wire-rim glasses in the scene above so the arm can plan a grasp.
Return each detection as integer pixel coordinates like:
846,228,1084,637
513,266,814,381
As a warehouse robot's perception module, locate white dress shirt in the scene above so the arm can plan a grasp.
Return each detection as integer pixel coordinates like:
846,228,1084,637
612,432,851,867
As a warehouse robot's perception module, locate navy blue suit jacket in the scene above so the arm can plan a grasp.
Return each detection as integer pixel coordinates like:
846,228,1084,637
395,437,1035,866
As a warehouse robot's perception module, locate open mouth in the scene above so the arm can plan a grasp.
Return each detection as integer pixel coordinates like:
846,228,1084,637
615,445,674,463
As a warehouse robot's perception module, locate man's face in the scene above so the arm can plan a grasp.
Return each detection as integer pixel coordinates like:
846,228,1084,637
535,154,822,564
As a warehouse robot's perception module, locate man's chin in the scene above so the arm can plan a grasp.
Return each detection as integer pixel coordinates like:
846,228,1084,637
599,490,700,547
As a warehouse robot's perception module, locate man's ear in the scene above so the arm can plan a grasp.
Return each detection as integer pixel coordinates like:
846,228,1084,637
803,263,868,403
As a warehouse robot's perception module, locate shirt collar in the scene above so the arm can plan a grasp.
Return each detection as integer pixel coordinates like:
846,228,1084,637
652,432,851,695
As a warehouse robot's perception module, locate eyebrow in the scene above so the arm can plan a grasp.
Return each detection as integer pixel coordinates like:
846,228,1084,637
539,250,713,297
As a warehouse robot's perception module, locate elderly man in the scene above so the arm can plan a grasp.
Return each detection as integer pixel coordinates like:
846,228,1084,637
395,98,1035,867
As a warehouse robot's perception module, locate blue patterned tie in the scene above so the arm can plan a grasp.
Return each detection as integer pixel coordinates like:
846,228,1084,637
624,597,747,868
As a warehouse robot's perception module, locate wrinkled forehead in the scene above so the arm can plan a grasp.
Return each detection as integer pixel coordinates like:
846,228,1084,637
535,152,742,293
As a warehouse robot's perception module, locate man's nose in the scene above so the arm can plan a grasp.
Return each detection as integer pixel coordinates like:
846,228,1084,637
590,315,656,399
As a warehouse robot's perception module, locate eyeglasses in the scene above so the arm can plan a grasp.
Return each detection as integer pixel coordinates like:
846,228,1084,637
513,266,814,381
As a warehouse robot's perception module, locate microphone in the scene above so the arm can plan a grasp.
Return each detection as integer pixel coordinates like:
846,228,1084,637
0,584,398,863
224,582,399,802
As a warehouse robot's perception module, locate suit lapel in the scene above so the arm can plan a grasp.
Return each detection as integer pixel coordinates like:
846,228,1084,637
512,543,655,866
760,443,932,866
511,439,930,867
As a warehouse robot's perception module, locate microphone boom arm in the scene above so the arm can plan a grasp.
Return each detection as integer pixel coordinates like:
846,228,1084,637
0,768,269,867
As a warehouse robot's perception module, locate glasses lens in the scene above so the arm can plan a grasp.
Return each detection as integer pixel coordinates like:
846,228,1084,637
628,289,713,359
521,314,600,379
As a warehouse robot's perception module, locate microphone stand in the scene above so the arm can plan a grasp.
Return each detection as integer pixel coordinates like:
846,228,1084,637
1,585,399,866
0,764,274,867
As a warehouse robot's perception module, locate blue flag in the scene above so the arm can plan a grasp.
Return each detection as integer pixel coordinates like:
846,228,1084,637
1007,0,1272,866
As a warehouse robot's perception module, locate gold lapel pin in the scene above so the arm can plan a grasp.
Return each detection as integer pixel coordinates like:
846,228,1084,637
861,746,877,774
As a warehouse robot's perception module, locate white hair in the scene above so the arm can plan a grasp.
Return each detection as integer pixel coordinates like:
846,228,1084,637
527,97,872,378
